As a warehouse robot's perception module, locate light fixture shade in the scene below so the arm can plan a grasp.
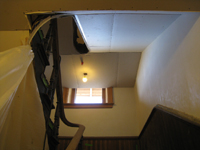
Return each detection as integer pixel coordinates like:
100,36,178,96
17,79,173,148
82,73,88,82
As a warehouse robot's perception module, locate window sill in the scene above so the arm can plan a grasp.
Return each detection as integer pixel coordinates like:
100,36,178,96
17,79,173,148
64,103,114,108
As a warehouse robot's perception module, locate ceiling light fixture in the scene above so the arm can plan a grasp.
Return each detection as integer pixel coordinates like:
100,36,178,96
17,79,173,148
82,73,88,82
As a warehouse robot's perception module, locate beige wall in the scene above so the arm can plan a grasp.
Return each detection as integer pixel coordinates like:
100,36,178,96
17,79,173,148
52,88,137,136
1,0,200,30
133,12,200,134
0,31,29,52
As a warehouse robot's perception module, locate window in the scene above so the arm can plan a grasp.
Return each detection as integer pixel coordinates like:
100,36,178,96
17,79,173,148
75,88,102,104
63,87,114,108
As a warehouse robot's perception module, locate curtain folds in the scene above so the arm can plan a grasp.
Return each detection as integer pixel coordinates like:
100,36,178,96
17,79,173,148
0,46,48,150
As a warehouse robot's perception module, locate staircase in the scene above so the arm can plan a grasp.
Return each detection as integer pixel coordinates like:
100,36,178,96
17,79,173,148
31,16,85,150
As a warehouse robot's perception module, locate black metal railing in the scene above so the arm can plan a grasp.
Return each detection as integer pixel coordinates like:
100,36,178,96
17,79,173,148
31,16,85,150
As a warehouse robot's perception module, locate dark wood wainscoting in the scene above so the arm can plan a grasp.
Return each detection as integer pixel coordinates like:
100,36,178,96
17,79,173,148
139,105,200,150
58,136,139,150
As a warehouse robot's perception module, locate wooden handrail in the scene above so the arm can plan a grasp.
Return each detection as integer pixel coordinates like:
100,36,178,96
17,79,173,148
155,104,200,127
66,125,85,150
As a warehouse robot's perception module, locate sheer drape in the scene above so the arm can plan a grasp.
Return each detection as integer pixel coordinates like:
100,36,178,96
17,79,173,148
0,46,48,149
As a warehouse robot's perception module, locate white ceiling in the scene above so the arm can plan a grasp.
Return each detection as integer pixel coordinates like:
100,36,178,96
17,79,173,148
45,52,141,88
76,13,180,52
43,12,180,88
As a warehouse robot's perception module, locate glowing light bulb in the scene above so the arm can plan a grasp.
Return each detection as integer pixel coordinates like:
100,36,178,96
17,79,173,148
82,73,88,82
82,77,87,82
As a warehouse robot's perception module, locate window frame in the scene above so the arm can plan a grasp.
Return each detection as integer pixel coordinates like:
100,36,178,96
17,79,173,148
63,87,114,108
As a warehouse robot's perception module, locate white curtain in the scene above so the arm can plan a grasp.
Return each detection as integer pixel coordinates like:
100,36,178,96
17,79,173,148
0,45,48,149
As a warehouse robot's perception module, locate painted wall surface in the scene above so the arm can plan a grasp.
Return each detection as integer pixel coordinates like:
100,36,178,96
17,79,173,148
0,31,29,52
1,0,200,30
133,12,200,134
52,88,137,136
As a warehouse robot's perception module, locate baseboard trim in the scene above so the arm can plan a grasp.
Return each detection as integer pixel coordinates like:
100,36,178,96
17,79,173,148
59,136,139,140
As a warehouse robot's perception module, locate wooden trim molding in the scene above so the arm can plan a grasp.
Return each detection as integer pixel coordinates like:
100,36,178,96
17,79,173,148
64,103,114,108
63,87,69,103
107,87,113,103
71,88,76,104
59,136,139,140
58,136,139,150
102,88,106,103
63,87,114,108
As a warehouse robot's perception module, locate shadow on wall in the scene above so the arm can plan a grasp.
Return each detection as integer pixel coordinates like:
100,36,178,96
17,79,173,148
133,85,152,136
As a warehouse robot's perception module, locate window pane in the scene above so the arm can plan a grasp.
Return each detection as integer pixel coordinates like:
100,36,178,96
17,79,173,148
75,88,102,104
75,96,102,103
76,88,90,96
92,88,102,96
